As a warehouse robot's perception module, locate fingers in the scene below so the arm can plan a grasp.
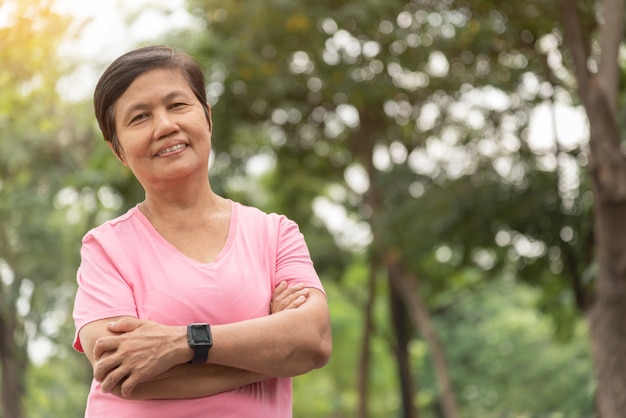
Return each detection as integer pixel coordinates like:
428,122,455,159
92,323,186,397
291,294,307,307
94,318,143,361
94,346,147,397
98,364,140,398
271,282,310,314
93,345,121,381
93,335,120,361
119,373,141,398
109,378,144,399
275,281,288,292
107,317,143,334
98,362,127,394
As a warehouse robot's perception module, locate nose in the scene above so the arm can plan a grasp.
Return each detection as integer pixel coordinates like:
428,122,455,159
153,110,179,139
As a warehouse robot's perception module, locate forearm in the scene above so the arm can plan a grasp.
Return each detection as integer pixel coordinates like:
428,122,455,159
92,289,331,397
112,363,269,400
208,290,332,377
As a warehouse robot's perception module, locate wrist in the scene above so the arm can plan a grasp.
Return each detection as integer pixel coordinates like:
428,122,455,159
175,326,194,364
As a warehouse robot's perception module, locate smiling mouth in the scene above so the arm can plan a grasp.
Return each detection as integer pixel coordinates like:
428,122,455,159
155,143,187,157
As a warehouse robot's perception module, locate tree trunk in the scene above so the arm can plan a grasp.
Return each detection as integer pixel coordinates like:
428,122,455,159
0,311,26,418
589,201,626,416
389,281,418,418
385,253,459,418
357,260,377,418
559,0,626,415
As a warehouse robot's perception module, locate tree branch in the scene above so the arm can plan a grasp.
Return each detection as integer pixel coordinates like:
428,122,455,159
384,251,459,418
558,0,592,104
597,0,624,115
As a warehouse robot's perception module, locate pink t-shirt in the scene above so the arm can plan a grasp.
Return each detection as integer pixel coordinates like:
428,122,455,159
72,201,324,418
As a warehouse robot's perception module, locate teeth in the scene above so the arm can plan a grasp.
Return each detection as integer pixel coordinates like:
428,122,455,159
156,143,186,156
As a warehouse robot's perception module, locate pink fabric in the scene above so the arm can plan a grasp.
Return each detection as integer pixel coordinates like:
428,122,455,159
72,201,324,418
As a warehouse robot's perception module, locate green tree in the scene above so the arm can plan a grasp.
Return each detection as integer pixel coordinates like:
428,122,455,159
0,2,96,416
172,0,606,415
6,0,609,415
558,0,626,415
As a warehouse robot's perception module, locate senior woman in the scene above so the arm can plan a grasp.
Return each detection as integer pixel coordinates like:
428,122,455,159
72,45,332,418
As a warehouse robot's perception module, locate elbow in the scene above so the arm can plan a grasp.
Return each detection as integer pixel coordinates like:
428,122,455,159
308,307,333,371
305,327,332,371
313,334,332,369
286,294,332,374
286,327,332,376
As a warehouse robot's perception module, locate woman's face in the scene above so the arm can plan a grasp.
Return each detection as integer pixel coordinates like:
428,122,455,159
112,68,212,189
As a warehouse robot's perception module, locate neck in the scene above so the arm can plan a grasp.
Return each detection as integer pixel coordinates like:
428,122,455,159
140,178,226,229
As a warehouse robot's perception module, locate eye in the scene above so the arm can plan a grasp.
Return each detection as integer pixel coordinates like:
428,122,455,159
169,102,192,112
129,113,149,125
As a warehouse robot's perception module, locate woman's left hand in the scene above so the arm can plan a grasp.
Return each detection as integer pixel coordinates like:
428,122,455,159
270,281,309,314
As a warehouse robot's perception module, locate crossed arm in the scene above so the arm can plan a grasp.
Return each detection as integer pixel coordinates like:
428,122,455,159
78,282,331,400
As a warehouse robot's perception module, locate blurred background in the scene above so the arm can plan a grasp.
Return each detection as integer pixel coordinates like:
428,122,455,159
2,0,622,416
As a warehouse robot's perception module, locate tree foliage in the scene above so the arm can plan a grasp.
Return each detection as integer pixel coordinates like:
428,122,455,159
3,0,620,416
0,1,103,416
176,0,600,414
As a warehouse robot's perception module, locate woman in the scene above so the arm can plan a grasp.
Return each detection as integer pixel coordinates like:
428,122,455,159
72,45,332,418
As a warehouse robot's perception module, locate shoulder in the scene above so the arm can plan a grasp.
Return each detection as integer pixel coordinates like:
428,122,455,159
231,201,305,244
81,205,142,245
233,201,291,229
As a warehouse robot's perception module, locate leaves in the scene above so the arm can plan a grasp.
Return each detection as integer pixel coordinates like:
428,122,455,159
0,0,609,415
177,0,597,414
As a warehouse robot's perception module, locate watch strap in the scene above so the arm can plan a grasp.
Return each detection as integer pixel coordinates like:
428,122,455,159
191,345,209,365
187,323,212,365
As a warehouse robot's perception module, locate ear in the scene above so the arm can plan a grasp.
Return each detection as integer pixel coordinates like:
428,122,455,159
106,140,128,166
205,102,213,132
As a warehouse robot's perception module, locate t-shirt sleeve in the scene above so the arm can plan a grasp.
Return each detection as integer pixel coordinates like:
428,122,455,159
72,233,138,352
274,216,325,295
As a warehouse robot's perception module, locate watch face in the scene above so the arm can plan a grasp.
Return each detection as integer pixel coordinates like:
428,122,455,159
190,325,212,345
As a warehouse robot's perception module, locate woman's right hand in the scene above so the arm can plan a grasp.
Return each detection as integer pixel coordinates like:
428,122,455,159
270,282,310,314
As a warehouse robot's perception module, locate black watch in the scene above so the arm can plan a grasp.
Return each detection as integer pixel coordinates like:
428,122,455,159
187,323,213,365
